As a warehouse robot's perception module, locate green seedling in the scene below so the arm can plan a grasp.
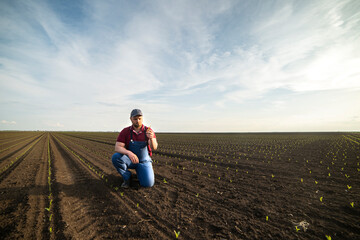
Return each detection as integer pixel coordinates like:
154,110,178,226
174,230,180,238
315,180,318,184
345,174,350,178
195,193,199,198
320,197,323,202
325,235,331,240
350,202,354,208
163,178,168,183
301,178,303,183
347,185,352,190
295,226,300,232
266,216,269,221
272,174,275,178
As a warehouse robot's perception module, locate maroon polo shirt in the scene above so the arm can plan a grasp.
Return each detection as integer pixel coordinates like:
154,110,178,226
116,125,156,156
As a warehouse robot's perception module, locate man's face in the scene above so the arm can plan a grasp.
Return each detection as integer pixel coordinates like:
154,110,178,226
130,115,143,128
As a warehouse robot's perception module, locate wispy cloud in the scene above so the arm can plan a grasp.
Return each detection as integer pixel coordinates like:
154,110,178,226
0,0,359,131
1,120,16,125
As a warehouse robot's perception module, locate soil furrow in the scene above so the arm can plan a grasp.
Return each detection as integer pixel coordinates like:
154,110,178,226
50,133,170,239
0,134,47,239
51,133,180,239
0,134,43,164
0,134,45,183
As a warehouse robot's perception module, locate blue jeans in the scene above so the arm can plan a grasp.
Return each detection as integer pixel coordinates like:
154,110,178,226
112,153,155,187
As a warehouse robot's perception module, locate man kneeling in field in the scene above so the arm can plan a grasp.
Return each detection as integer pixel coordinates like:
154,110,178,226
111,109,158,188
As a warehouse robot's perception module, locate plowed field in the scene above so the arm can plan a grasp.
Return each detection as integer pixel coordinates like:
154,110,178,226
0,131,359,239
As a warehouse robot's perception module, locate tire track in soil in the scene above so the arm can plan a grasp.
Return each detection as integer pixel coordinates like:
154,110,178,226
0,134,48,239
0,132,38,145
60,133,113,145
0,134,39,150
50,133,170,239
53,133,199,239
0,134,45,183
0,134,44,165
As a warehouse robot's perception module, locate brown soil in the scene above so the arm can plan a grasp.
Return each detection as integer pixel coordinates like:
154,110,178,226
0,132,359,239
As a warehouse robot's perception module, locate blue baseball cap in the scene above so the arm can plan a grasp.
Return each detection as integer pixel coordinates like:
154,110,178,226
130,109,143,118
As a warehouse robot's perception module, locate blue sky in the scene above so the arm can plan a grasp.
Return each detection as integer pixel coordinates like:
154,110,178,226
1,0,359,132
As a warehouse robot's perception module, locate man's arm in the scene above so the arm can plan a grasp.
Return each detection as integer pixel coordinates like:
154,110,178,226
115,142,139,163
146,129,158,150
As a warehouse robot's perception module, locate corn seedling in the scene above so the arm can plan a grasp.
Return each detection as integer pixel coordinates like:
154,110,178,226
320,197,323,202
174,230,180,238
347,185,352,190
350,202,354,208
325,235,331,240
163,178,168,183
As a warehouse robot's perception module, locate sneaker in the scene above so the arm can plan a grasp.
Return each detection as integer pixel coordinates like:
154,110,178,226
121,179,130,188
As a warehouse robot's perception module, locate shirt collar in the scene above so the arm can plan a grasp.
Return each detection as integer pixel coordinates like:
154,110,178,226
130,125,145,135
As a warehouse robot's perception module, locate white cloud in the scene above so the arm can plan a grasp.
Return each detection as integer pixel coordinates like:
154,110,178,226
1,120,16,125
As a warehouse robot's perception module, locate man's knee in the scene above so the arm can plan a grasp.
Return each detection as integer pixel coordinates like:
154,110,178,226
112,153,121,164
138,164,155,187
112,153,128,170
140,177,155,187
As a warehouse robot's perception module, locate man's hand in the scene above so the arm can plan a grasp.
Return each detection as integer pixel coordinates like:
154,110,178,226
127,151,139,164
146,128,155,139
